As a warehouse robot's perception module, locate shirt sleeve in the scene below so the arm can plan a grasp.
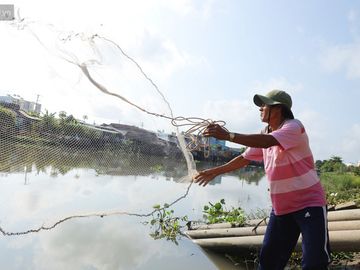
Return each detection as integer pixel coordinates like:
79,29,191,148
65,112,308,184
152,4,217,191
242,147,263,162
271,119,304,151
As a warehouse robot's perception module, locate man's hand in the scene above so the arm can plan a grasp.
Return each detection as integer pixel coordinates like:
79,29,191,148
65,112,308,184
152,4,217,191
193,169,219,187
203,124,230,141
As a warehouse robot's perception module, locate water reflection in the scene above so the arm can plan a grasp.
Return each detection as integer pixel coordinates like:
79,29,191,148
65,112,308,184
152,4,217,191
203,249,259,270
0,141,265,184
0,218,219,270
0,141,189,180
0,142,271,269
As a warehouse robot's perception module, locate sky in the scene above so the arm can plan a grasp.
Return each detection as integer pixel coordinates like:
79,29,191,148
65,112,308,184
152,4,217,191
0,0,359,164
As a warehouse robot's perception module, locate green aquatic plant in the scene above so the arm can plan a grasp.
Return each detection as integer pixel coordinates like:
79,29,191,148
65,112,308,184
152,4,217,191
202,199,246,225
145,203,188,245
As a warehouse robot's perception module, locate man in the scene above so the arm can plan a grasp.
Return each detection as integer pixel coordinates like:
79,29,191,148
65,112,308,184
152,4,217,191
194,90,331,270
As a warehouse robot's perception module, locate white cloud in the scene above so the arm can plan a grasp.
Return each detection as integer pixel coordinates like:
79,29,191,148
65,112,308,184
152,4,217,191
135,30,203,83
253,77,303,94
296,110,359,163
158,0,219,19
202,99,262,133
348,9,357,22
348,9,360,39
32,220,167,270
320,9,360,79
297,109,332,160
320,43,360,79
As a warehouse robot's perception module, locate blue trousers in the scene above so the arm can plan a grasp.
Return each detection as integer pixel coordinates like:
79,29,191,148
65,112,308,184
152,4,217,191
259,206,331,270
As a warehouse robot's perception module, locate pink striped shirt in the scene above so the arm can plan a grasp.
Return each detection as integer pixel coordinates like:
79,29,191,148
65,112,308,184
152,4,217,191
242,119,326,215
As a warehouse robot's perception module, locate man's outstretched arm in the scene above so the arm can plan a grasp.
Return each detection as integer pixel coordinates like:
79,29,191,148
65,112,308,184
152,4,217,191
194,155,250,186
203,124,279,148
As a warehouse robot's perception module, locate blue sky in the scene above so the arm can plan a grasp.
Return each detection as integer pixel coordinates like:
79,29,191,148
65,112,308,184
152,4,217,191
0,0,359,163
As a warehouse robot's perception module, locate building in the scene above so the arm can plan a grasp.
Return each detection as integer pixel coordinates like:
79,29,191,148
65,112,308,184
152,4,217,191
209,137,226,150
0,95,41,114
0,100,41,135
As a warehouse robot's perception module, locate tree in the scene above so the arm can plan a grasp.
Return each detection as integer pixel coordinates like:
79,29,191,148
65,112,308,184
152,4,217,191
0,106,17,137
58,111,67,120
354,166,360,176
65,114,77,124
315,160,324,171
40,110,58,134
329,156,343,164
320,156,346,173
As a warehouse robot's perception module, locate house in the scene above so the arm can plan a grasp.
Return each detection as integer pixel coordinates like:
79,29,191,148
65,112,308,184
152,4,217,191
83,123,124,143
0,95,41,114
105,123,182,156
16,110,41,134
0,101,41,134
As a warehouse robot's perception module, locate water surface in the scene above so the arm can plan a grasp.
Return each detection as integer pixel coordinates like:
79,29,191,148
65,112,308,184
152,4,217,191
0,144,270,269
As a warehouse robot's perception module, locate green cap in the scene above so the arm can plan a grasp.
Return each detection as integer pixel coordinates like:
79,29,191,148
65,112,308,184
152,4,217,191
253,90,292,110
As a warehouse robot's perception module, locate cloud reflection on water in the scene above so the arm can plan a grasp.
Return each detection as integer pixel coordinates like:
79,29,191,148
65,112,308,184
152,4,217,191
0,148,269,269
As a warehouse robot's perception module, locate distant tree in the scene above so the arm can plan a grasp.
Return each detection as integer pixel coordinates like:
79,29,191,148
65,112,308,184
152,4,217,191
58,111,67,120
0,106,17,137
40,110,58,134
83,115,88,123
58,111,67,127
315,160,324,171
347,165,360,176
354,166,360,176
65,114,77,124
329,156,343,164
320,156,346,173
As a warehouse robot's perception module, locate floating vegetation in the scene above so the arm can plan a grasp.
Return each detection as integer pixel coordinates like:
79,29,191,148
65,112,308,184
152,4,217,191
145,203,189,245
203,199,246,226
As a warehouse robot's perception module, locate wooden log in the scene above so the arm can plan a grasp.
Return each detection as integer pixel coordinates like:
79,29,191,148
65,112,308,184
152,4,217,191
186,225,267,239
192,234,263,251
191,230,360,253
186,220,360,239
190,208,360,231
328,220,360,231
192,218,268,230
328,208,360,221
334,201,358,210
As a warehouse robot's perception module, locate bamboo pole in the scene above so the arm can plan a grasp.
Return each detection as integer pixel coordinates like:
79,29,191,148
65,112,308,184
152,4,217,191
186,226,266,239
328,208,360,221
186,220,360,239
187,209,360,253
191,230,360,252
191,208,360,231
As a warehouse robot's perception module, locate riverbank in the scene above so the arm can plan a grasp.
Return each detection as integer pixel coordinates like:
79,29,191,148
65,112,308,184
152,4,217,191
185,170,360,269
187,206,360,269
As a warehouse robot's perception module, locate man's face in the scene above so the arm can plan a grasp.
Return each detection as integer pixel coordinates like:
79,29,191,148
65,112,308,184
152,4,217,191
259,104,270,123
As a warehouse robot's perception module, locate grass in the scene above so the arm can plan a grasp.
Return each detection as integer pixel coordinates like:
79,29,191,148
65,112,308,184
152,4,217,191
320,172,360,206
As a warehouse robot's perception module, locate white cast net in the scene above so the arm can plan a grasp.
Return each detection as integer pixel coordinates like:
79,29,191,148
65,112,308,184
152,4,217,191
0,15,229,236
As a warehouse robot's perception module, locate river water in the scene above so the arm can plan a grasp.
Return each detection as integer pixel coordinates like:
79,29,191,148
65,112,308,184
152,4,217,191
0,144,271,270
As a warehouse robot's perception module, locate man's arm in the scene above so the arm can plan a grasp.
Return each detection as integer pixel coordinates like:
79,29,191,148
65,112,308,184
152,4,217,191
229,133,279,148
203,124,279,148
194,155,250,186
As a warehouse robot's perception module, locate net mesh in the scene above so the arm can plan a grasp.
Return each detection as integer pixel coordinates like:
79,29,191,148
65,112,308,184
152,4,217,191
0,16,228,235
